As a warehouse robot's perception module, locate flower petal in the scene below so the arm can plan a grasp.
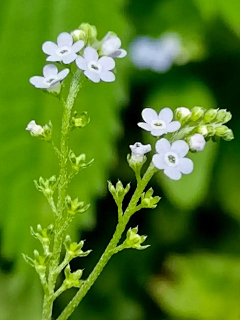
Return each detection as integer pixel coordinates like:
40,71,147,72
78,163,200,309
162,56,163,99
142,108,158,124
99,57,115,71
155,138,171,154
57,32,73,47
43,64,58,78
42,41,58,55
152,154,166,170
151,129,167,136
158,108,173,123
178,158,194,174
62,53,77,64
164,167,182,180
171,140,189,157
46,54,61,62
117,49,127,58
84,47,98,62
84,70,100,83
100,71,115,82
137,122,151,131
72,40,84,53
76,56,87,70
29,76,48,89
167,121,181,133
102,36,121,54
57,69,70,81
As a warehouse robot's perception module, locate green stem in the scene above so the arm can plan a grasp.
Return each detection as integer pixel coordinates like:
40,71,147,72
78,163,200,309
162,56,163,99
41,70,82,320
57,163,157,320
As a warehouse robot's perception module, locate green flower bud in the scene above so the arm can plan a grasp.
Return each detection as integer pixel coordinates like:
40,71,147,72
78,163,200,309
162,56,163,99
66,195,90,215
141,188,161,209
71,29,86,42
175,107,191,124
124,227,150,250
215,109,232,124
34,176,57,197
215,126,234,141
195,125,209,137
30,224,54,250
206,125,215,137
63,265,83,288
69,150,94,171
190,106,205,122
71,111,90,129
203,109,218,123
108,180,131,204
42,121,52,141
64,235,92,258
78,23,97,45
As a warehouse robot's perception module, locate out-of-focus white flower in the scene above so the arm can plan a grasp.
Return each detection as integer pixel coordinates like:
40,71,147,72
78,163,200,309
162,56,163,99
152,138,193,180
26,121,44,136
76,47,115,83
29,65,69,91
138,108,181,137
101,32,127,58
189,134,206,152
129,33,182,73
42,32,84,64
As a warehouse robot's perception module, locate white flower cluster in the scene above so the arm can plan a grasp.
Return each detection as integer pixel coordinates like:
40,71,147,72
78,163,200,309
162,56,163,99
29,29,127,91
129,33,182,73
130,107,207,181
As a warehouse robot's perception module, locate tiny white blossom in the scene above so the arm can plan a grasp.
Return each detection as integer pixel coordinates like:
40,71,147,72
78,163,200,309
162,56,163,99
152,138,193,180
29,65,69,91
138,108,181,137
76,47,115,83
129,142,151,163
42,32,84,64
176,107,191,118
189,134,206,152
26,121,44,136
101,32,127,58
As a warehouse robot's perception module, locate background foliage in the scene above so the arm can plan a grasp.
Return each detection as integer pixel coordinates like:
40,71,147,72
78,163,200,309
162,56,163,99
0,0,240,319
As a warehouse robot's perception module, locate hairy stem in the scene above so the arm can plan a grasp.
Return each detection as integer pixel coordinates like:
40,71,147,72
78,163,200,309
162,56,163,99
57,163,157,320
41,70,82,320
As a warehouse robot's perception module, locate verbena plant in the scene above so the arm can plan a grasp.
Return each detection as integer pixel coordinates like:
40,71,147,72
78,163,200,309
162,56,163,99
23,23,234,320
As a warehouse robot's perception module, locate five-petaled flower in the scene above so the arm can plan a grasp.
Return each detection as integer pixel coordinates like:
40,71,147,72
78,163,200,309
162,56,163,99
26,121,44,136
138,108,181,137
76,47,115,83
42,32,84,64
152,138,193,180
29,65,69,91
101,32,127,58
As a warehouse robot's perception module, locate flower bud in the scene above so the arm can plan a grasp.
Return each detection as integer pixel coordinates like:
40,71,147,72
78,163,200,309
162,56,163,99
190,106,205,122
203,109,218,123
124,227,150,250
64,235,92,258
215,126,234,141
141,188,161,209
108,180,131,204
127,142,151,174
77,23,97,45
66,195,90,215
63,264,83,288
188,134,206,152
215,109,232,124
195,125,208,137
175,107,191,124
71,111,90,129
69,150,94,171
34,176,57,197
71,29,86,42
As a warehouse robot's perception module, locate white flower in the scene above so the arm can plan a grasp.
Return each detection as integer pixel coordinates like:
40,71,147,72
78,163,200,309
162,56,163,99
29,65,70,91
76,47,115,83
152,138,194,180
130,142,152,155
189,134,206,152
26,121,44,136
138,108,181,137
42,32,84,64
101,32,127,58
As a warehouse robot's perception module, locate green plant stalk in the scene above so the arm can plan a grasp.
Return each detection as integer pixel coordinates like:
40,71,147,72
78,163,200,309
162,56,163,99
57,163,158,320
42,70,82,320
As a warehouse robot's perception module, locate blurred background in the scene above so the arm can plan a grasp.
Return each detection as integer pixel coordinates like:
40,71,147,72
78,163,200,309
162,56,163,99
0,0,240,319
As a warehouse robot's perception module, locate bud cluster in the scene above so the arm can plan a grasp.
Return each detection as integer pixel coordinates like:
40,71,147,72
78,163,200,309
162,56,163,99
65,195,90,215
34,176,57,197
71,23,97,46
71,111,90,129
122,226,149,250
108,180,130,205
141,188,161,209
69,150,94,172
64,235,92,260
